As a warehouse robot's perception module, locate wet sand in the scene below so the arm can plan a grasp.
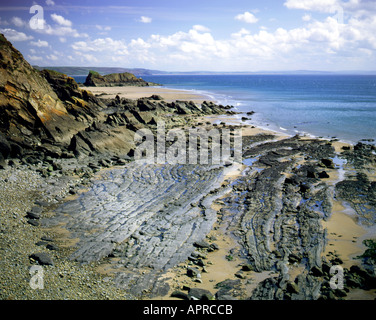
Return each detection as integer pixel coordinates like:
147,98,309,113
321,153,371,270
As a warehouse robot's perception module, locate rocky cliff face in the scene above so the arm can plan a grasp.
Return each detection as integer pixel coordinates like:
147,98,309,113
0,33,107,165
0,34,231,167
84,70,159,87
0,35,80,143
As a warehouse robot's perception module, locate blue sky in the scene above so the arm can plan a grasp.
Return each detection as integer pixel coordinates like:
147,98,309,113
1,0,376,71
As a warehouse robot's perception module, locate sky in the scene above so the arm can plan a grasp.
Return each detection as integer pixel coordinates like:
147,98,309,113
0,0,376,72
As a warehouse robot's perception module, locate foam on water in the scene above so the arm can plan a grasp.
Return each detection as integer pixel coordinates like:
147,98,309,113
142,74,376,145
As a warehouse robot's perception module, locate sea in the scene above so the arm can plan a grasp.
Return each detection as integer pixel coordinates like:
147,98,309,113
73,74,376,145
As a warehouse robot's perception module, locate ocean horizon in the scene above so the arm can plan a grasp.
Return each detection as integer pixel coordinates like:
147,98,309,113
73,74,376,145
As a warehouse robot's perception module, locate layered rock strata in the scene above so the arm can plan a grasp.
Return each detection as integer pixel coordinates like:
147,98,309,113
0,33,231,168
43,162,235,296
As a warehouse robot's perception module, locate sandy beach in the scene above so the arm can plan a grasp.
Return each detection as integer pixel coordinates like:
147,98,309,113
90,85,371,269
82,85,214,104
83,85,374,300
1,80,374,301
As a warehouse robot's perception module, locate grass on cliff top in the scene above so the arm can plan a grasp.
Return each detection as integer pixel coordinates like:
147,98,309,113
88,70,102,76
42,69,67,76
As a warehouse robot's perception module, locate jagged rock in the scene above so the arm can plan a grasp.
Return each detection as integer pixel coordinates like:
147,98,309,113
320,158,335,169
0,34,104,159
46,243,59,251
288,253,302,264
310,266,323,277
318,171,330,179
187,267,201,278
1,34,232,167
188,288,213,300
30,252,54,266
0,35,95,147
286,282,299,294
170,290,189,300
27,211,41,220
149,94,163,100
194,240,211,249
27,219,40,226
241,264,253,271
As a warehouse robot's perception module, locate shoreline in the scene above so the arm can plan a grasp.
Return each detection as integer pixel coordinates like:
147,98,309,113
82,85,215,104
1,84,375,300
84,84,367,147
87,85,374,300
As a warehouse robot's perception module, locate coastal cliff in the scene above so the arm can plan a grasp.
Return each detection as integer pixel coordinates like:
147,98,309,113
83,70,159,87
0,33,375,301
0,33,229,167
0,33,106,165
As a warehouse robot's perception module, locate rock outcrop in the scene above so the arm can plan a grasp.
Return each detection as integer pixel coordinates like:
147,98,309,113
0,33,230,167
0,33,106,160
83,70,159,87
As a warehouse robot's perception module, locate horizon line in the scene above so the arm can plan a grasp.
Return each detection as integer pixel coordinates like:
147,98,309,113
32,66,376,75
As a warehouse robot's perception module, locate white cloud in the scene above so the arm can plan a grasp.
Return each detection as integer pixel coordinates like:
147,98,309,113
192,25,210,32
30,13,86,38
50,14,72,27
231,28,251,38
139,16,152,23
74,51,99,63
71,38,128,56
30,39,49,47
96,25,111,31
27,55,43,62
130,38,151,49
284,0,341,13
47,54,58,61
302,14,312,21
0,28,33,41
37,23,87,38
46,0,55,5
138,13,376,70
59,1,376,71
11,17,26,28
235,12,259,24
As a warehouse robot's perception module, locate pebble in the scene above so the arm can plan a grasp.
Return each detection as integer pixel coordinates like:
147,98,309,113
0,165,134,300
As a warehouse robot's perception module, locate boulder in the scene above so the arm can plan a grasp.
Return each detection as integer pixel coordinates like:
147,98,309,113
30,252,54,266
310,266,323,277
170,290,189,300
187,266,200,278
188,288,213,300
320,158,335,169
193,240,211,249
